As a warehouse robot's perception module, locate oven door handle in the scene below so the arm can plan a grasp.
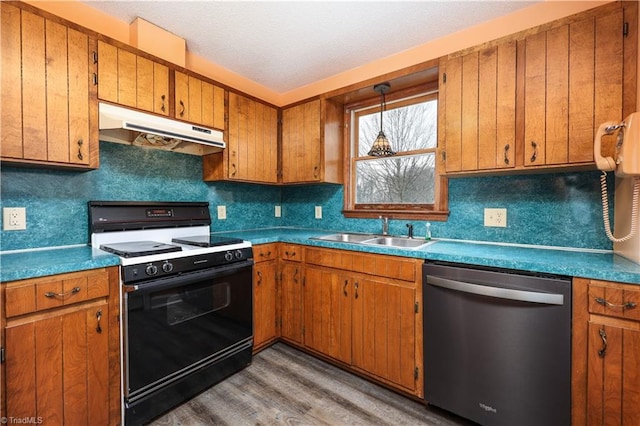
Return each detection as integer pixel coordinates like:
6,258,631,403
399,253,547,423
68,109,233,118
124,260,253,294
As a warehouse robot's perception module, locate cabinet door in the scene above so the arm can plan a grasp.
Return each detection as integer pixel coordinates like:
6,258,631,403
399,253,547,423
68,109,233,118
1,4,92,167
303,267,351,364
352,277,417,391
226,92,278,183
5,302,110,425
586,321,640,425
442,41,516,172
254,260,278,349
281,100,322,183
524,8,625,167
174,71,225,130
280,262,304,344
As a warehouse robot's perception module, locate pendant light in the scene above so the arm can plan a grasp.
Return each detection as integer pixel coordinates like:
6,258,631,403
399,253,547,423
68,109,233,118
367,82,395,157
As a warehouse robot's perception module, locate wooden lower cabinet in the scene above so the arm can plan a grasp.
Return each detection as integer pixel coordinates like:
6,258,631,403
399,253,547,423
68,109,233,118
2,267,120,425
299,247,423,397
351,276,417,391
303,266,351,364
280,261,304,345
253,244,278,351
573,278,640,425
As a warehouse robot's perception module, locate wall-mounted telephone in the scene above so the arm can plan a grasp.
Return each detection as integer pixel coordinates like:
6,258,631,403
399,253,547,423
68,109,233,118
594,112,640,243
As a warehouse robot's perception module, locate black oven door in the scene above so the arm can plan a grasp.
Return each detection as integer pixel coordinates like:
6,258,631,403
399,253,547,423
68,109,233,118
123,260,253,403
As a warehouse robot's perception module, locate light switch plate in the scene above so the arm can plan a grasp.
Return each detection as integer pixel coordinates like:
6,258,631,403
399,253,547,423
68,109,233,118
217,205,227,220
3,207,26,230
484,208,507,227
275,205,282,218
315,206,322,219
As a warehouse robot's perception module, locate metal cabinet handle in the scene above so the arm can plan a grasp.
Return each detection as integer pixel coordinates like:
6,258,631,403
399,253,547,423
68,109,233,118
354,282,359,299
293,268,299,284
343,280,348,297
313,166,319,179
595,297,637,310
96,309,103,334
45,286,81,298
231,163,237,177
257,271,263,285
77,139,84,161
503,144,510,165
179,100,185,117
259,251,272,258
161,95,166,113
598,328,607,358
530,141,538,163
285,251,296,258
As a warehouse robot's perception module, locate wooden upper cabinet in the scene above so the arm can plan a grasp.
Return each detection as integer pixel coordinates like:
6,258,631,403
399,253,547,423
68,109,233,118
1,3,97,169
441,41,516,172
281,98,343,184
174,71,225,130
442,1,636,175
97,40,169,116
203,92,278,183
523,6,629,167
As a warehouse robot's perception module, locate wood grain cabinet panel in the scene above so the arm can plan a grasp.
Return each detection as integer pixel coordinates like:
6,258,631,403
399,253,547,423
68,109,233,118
279,262,304,345
1,3,96,169
203,92,278,184
281,98,343,184
2,267,120,425
441,1,636,176
573,278,640,426
174,71,225,130
253,243,279,351
97,40,169,117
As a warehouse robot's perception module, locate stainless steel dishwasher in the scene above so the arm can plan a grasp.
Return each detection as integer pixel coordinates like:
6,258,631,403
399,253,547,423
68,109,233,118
423,261,571,426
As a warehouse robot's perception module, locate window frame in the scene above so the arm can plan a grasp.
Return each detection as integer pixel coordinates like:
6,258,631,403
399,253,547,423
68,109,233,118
342,87,449,221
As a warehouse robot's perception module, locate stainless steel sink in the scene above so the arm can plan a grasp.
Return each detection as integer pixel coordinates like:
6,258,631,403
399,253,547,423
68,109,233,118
312,232,377,243
312,232,436,249
361,236,435,249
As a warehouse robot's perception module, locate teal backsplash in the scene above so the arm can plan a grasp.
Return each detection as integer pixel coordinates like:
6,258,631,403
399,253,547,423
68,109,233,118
1,142,612,251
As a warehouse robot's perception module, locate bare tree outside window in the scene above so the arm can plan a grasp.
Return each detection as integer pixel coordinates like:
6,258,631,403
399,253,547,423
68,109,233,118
355,97,438,205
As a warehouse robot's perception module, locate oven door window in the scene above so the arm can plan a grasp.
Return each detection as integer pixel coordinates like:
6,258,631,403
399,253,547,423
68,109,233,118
125,265,252,397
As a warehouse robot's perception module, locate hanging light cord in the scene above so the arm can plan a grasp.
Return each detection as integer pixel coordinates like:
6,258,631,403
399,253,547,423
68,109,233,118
379,91,385,133
600,171,640,243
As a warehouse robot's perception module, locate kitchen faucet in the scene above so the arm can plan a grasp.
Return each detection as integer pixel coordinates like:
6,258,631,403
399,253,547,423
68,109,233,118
380,216,389,235
406,223,414,239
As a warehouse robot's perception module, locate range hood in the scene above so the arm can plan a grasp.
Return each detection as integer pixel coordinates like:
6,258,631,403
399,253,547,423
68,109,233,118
98,103,225,155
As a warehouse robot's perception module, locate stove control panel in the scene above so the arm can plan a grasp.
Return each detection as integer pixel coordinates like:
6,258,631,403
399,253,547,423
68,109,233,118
122,247,253,284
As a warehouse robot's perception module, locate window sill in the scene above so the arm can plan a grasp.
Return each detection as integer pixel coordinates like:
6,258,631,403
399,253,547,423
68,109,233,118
342,209,449,221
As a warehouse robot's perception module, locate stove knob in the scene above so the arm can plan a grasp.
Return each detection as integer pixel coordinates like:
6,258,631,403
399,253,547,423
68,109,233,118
235,249,243,259
224,251,234,261
162,261,174,273
145,264,158,276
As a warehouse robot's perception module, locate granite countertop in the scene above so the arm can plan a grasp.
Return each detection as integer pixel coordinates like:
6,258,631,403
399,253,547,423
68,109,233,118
2,227,640,285
215,227,640,285
1,245,121,282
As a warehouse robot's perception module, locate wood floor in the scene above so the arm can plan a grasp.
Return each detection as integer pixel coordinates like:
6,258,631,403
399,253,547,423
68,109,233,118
149,343,474,426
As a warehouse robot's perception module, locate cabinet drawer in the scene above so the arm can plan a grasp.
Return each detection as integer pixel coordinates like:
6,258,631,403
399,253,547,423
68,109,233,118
305,247,418,282
253,244,277,263
280,244,302,262
588,279,640,321
5,269,109,317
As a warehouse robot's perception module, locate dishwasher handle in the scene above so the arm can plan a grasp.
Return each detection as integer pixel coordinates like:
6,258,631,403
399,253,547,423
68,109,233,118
426,275,565,305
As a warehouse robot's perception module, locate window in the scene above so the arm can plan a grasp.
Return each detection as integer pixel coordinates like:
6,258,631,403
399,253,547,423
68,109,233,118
344,92,448,220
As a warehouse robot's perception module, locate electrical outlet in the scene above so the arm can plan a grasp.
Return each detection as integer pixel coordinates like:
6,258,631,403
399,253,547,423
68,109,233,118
314,206,322,219
275,205,282,218
484,208,507,227
217,205,227,220
3,207,26,230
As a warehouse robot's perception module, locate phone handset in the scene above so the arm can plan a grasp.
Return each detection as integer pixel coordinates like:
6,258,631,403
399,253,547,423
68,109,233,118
595,115,640,243
594,121,620,172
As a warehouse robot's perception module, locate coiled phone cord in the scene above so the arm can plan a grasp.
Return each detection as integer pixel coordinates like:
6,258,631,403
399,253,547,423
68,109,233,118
600,171,640,243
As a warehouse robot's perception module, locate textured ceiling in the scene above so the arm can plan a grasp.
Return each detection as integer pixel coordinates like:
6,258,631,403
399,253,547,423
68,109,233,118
82,1,538,94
